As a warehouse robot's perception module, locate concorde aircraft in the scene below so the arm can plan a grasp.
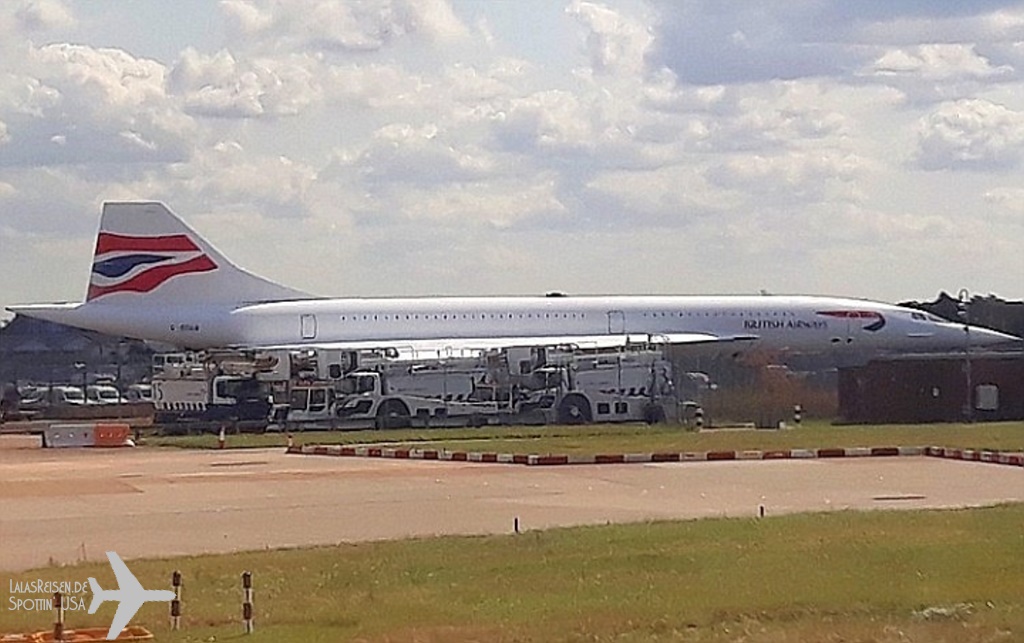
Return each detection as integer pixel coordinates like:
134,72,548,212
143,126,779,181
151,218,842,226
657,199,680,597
7,202,1019,357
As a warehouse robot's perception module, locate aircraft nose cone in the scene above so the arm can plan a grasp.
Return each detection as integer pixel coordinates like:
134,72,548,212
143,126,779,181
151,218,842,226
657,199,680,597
968,326,1023,348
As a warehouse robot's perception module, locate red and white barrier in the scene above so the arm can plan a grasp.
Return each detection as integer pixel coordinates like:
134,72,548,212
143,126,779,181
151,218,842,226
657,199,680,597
924,446,1024,467
42,423,134,448
286,444,958,466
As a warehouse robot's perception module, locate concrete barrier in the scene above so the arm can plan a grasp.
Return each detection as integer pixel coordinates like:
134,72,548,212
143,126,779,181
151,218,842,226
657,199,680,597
43,424,94,448
42,422,133,448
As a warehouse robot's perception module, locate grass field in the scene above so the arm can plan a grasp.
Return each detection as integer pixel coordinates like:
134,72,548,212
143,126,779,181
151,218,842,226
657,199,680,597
2,504,1023,642
150,420,1024,454
5,421,1023,640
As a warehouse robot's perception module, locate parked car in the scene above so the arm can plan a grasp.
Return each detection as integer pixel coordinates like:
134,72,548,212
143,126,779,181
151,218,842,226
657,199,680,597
86,384,123,405
50,385,87,406
124,383,153,402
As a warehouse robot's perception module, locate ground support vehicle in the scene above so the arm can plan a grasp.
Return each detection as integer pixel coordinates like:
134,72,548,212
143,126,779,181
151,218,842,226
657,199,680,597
151,350,282,433
270,344,677,430
507,346,675,425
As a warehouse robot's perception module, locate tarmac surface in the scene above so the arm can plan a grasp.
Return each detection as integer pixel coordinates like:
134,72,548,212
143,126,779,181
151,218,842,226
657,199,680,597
1,435,1022,572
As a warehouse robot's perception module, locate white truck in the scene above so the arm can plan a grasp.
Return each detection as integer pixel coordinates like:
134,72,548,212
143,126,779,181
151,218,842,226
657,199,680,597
270,344,676,430
151,351,283,430
273,351,505,429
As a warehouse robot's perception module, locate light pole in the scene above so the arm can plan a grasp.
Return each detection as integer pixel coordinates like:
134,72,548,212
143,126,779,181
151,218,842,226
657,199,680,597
116,340,127,419
957,289,972,424
74,361,87,402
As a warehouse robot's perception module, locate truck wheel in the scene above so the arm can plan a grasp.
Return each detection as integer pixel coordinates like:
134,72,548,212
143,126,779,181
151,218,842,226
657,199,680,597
643,403,667,425
466,413,486,428
375,399,411,429
557,394,592,425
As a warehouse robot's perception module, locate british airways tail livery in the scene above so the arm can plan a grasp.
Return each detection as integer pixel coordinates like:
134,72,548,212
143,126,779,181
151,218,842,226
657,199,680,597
8,202,1021,357
85,202,309,305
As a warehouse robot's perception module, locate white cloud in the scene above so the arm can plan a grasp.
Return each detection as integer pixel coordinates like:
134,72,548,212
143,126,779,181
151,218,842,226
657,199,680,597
583,164,739,225
0,166,111,239
641,71,726,113
4,1,1024,310
14,0,74,32
118,130,158,151
0,72,61,116
706,150,870,206
218,0,272,34
493,90,595,154
639,79,874,158
170,141,319,218
981,7,1024,39
396,0,468,43
831,206,954,243
370,175,567,229
868,44,1012,80
220,0,467,53
566,1,654,77
730,82,850,144
860,43,1017,105
169,48,322,118
350,122,499,185
443,61,524,104
0,43,194,166
31,43,167,110
916,99,1024,170
983,187,1024,222
322,63,425,108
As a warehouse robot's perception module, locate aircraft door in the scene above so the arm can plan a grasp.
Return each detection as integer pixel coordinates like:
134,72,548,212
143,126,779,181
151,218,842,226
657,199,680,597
607,310,626,334
300,314,317,340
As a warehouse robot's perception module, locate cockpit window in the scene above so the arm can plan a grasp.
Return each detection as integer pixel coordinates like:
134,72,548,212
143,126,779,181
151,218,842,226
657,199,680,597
910,311,948,323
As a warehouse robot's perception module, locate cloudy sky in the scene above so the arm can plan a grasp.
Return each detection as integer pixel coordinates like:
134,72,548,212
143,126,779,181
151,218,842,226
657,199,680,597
1,0,1023,315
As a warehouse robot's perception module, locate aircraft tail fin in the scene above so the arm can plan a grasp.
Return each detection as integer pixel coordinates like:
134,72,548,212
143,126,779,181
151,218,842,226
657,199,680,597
86,202,312,305
87,577,104,613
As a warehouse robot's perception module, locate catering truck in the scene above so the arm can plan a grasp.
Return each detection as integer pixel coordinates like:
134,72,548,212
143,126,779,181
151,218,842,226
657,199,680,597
150,351,286,431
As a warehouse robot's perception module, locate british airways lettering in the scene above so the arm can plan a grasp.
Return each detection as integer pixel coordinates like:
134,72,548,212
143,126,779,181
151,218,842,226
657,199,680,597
743,319,827,330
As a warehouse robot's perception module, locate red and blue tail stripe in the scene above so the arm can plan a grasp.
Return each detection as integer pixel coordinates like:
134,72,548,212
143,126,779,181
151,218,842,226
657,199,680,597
816,310,886,332
87,233,217,301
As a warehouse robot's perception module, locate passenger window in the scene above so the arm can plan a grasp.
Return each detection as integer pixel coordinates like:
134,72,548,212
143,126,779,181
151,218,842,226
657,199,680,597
289,388,309,410
309,388,327,413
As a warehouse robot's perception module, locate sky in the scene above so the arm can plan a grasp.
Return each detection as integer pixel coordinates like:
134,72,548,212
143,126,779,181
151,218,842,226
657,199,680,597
1,0,1023,316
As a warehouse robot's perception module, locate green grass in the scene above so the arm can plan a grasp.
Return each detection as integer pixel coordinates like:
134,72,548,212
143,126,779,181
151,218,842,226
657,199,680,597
3,505,1023,641
150,420,1024,454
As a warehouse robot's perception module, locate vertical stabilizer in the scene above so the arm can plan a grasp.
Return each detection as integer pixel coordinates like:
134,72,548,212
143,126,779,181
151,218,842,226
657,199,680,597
87,578,105,613
87,202,311,305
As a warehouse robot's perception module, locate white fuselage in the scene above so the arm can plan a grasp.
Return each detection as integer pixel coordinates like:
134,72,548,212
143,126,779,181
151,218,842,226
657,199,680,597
12,202,1020,361
32,294,1014,355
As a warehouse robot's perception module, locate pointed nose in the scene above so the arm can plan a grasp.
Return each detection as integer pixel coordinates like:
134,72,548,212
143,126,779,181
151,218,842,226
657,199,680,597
967,325,1023,349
